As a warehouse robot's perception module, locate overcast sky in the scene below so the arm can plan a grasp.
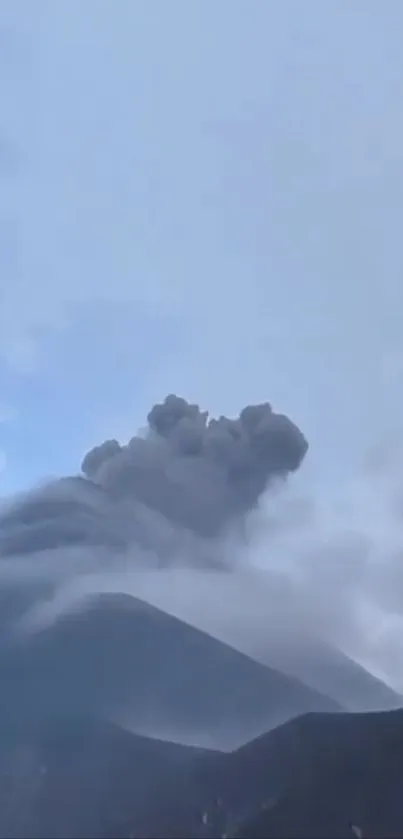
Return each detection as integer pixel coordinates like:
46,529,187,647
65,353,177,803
1,0,403,493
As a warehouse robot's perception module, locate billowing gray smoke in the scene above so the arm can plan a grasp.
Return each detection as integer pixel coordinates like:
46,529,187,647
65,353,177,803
0,394,308,558
0,394,313,745
0,393,401,745
81,394,307,537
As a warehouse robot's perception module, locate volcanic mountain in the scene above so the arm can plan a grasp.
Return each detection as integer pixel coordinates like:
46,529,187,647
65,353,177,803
0,592,340,750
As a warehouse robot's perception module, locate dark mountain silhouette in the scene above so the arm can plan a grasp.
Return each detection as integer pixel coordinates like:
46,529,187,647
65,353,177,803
0,593,340,750
233,708,403,838
2,709,403,839
0,717,213,839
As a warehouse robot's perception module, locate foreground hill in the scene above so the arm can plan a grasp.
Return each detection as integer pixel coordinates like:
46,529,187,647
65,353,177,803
0,593,339,749
2,709,403,838
231,708,403,838
0,718,213,839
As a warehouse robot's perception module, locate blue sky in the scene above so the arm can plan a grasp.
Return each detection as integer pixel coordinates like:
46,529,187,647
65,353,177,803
2,0,403,494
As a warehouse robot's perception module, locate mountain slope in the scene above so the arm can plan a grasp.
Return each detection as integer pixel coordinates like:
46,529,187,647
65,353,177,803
0,717,213,839
252,631,403,712
232,709,403,838
0,593,340,749
2,708,403,838
130,568,402,715
195,617,402,714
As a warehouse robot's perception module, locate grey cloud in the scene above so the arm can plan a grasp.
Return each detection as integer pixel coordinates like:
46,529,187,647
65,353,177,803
0,393,307,652
81,394,308,539
0,393,307,570
81,439,121,480
0,393,312,735
0,391,403,718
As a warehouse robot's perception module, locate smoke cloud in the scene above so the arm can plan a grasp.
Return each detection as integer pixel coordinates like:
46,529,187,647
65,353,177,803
80,394,307,538
0,394,307,629
2,391,403,710
0,394,307,573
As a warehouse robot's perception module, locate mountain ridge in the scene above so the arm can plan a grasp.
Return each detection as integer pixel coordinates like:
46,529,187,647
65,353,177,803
0,592,341,749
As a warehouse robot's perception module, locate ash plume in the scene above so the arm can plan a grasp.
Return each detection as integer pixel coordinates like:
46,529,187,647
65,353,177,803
2,389,403,707
0,393,315,744
81,394,307,537
0,394,308,563
0,394,307,642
